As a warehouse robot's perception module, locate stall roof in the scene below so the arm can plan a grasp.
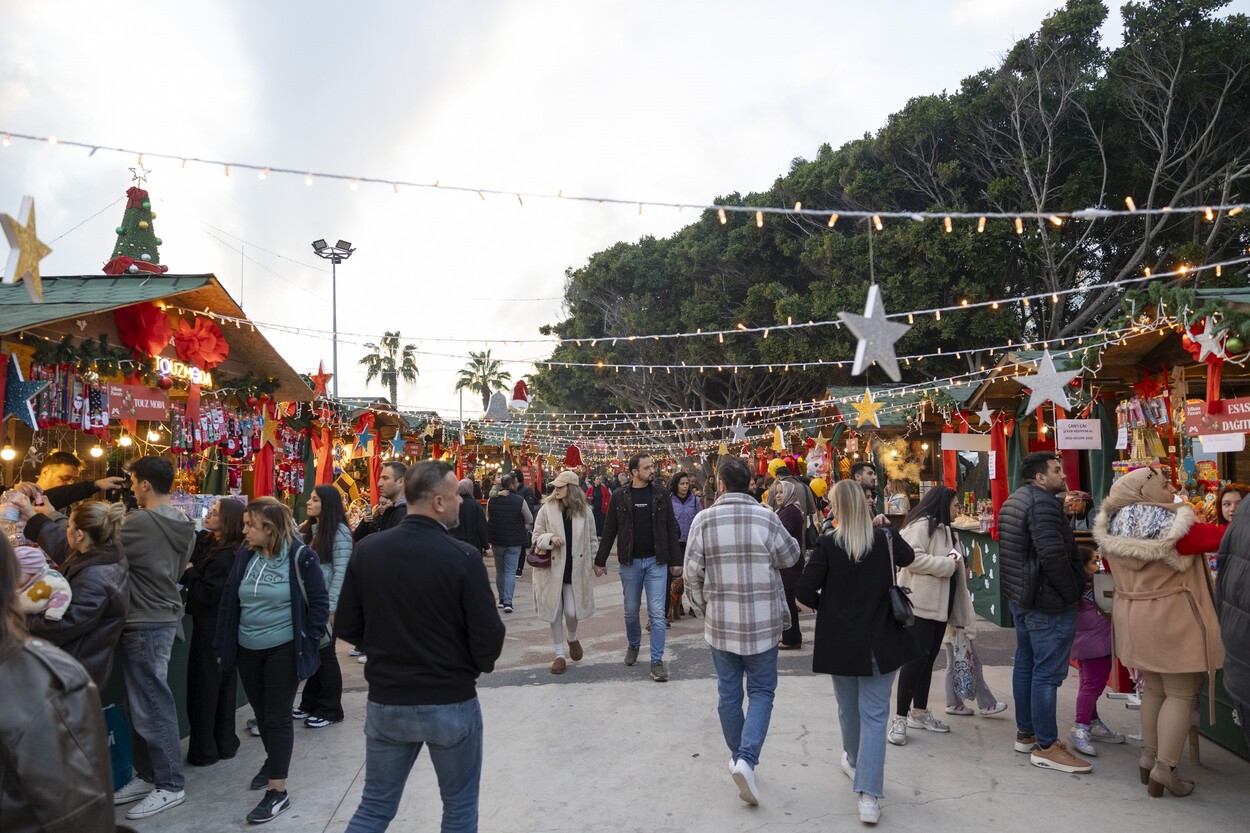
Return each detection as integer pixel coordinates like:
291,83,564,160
0,274,314,401
825,383,977,428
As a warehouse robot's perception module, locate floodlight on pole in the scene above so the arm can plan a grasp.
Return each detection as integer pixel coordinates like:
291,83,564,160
311,238,356,398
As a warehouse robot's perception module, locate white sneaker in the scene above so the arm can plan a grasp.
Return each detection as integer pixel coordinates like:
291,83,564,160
980,701,1008,716
357,654,367,664
731,758,759,805
125,787,186,819
1069,723,1097,757
858,792,881,824
907,709,950,733
840,752,856,783
113,776,152,805
887,715,908,746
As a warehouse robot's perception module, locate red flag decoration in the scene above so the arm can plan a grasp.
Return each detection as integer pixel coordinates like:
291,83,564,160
535,455,545,493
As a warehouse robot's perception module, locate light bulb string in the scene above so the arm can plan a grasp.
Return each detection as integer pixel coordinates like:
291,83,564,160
4,130,1249,223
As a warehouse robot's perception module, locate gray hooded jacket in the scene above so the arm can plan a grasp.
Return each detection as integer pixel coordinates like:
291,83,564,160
121,503,196,624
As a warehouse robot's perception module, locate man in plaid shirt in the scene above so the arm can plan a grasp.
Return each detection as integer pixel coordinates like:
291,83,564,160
683,458,801,807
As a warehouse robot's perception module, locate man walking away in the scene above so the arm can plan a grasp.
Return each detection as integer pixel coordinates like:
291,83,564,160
594,453,681,682
998,451,1090,773
338,461,506,833
112,456,197,819
684,458,800,806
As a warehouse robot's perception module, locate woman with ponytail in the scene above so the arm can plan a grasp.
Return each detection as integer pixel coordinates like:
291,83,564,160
24,499,131,687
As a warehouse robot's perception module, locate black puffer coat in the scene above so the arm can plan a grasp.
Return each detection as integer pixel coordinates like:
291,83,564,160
1217,498,1250,706
997,483,1083,613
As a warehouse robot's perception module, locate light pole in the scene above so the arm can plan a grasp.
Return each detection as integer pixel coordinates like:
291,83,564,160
311,239,355,398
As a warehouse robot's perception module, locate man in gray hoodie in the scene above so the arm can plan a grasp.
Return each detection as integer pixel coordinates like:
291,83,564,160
111,456,198,820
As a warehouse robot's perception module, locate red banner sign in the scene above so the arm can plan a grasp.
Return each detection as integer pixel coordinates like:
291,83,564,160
1183,397,1250,437
107,384,171,422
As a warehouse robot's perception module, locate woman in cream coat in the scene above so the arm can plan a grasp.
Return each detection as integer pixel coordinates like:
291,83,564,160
532,470,598,674
890,485,973,746
1093,466,1225,797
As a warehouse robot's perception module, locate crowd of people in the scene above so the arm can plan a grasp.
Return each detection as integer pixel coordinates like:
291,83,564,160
4,447,1250,831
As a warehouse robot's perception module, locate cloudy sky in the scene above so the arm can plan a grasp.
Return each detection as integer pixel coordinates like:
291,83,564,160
5,0,1221,416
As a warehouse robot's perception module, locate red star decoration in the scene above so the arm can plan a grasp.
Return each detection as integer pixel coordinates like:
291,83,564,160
309,361,333,397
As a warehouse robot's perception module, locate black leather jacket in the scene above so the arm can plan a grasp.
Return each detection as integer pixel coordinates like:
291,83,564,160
595,485,681,567
997,483,1084,613
0,638,115,833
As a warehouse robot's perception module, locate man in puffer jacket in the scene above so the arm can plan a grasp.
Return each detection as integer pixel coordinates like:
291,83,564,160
1216,496,1250,748
997,452,1088,774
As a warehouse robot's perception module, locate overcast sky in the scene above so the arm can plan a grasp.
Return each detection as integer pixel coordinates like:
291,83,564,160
6,0,1237,415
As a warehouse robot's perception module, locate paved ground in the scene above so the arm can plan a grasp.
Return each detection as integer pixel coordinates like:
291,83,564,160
118,563,1249,832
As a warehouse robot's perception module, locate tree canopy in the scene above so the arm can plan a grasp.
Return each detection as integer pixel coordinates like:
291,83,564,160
532,0,1250,422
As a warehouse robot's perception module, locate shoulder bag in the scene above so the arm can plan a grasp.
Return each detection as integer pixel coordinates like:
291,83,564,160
1092,571,1114,618
292,545,333,648
885,532,915,628
526,547,552,568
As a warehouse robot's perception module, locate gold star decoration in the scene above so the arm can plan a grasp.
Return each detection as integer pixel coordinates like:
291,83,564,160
1,196,52,303
852,388,884,428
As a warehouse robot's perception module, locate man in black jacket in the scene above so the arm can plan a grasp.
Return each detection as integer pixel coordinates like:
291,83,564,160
594,453,681,682
352,462,408,543
16,451,125,511
336,461,505,833
511,468,539,578
997,451,1089,774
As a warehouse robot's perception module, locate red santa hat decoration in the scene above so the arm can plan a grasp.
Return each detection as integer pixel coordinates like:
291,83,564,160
510,379,531,410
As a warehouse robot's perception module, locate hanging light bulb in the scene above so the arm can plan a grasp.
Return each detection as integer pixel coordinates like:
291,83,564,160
89,443,105,459
147,428,162,442
0,443,15,461
119,432,133,447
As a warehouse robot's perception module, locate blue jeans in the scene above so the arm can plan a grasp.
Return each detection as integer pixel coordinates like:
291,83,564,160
1010,601,1076,747
710,645,779,768
619,557,668,662
493,546,521,606
832,661,896,798
118,621,184,791
345,698,484,833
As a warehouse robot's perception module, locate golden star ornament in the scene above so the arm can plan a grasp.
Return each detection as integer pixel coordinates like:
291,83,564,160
852,388,885,428
1,196,52,303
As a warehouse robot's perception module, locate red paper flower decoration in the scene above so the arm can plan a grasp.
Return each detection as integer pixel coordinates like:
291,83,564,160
174,317,230,370
114,303,173,358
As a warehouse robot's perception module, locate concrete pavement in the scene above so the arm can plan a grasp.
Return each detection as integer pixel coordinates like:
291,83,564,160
118,566,1249,832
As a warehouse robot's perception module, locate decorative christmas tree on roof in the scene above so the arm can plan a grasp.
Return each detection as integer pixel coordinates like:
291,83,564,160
102,166,170,275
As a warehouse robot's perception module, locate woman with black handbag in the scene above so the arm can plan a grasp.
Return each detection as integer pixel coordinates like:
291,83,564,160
797,479,918,825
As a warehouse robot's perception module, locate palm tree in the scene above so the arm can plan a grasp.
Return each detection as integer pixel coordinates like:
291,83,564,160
359,331,418,405
455,349,512,411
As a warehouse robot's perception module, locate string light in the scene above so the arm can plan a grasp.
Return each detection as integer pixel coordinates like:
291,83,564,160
872,215,883,231
944,217,953,233
1125,196,1137,211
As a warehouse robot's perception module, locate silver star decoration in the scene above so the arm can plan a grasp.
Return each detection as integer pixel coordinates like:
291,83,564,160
730,418,747,442
129,164,151,184
975,403,994,427
1193,316,1227,363
837,283,912,382
1020,350,1080,414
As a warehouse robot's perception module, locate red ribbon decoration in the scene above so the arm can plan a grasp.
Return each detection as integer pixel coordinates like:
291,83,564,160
174,317,230,370
114,303,173,358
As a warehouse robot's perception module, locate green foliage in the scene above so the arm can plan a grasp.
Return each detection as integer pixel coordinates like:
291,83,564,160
454,350,512,411
359,331,419,405
533,0,1250,417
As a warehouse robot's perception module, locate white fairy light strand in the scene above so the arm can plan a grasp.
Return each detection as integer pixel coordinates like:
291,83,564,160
4,130,1249,224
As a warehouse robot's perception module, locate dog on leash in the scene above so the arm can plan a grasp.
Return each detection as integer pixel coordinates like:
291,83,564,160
668,576,694,623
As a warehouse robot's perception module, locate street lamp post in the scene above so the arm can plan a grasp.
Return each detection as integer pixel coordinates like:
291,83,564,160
311,239,356,399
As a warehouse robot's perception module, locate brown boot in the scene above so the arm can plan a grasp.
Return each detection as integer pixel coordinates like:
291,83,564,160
550,657,567,675
1147,762,1195,797
1140,751,1193,789
567,640,583,661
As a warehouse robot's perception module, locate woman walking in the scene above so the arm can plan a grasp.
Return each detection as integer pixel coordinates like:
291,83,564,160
216,499,328,824
1093,466,1225,797
531,470,597,674
771,480,806,649
182,498,245,765
797,480,918,825
670,471,701,620
294,485,351,728
889,485,971,745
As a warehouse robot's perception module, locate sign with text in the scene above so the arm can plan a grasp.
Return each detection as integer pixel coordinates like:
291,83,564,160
106,384,171,421
940,432,991,452
1184,397,1250,437
1056,419,1102,450
1199,433,1246,453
